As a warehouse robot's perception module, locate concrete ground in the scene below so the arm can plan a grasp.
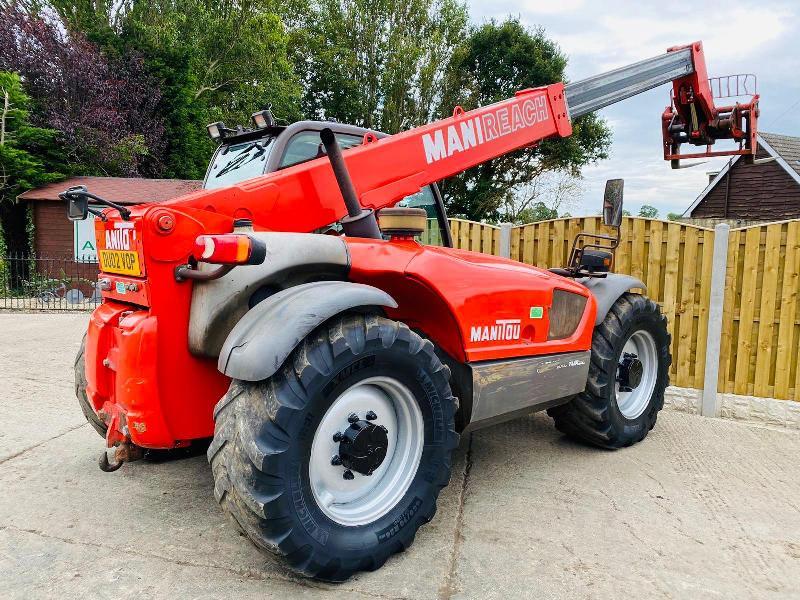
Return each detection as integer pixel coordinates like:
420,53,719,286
1,313,799,600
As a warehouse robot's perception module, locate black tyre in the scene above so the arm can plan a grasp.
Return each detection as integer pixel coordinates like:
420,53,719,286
75,335,107,437
208,314,458,581
548,293,671,449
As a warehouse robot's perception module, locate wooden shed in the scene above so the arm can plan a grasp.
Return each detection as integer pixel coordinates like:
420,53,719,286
683,132,800,221
14,177,201,296
18,176,202,259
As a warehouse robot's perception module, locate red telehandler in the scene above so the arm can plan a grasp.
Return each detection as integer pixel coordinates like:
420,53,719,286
63,41,758,580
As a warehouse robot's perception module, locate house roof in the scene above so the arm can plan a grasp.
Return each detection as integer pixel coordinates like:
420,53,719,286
18,176,203,205
683,132,800,216
761,132,800,180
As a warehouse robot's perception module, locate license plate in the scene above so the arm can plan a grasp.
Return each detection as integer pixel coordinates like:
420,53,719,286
99,250,142,276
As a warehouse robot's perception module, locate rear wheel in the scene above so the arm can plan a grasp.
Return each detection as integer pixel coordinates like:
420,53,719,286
75,335,107,437
208,314,458,581
548,293,670,448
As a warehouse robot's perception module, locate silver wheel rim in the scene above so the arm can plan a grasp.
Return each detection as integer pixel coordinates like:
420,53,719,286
615,329,658,419
309,376,424,527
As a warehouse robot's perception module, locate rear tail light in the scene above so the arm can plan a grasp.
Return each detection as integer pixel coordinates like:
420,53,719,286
193,234,266,265
548,289,588,340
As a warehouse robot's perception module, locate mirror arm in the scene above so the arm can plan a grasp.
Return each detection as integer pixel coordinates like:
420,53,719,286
81,191,132,220
87,207,108,222
59,187,132,221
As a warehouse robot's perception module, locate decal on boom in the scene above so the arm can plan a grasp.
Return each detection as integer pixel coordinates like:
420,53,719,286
422,95,549,164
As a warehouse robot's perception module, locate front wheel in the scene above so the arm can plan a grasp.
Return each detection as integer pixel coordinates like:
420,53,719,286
208,314,458,581
548,293,671,448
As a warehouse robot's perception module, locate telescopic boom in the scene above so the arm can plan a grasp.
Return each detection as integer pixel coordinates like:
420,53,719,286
164,40,759,230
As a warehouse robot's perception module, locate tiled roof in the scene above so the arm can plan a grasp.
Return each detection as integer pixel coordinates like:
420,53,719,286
18,176,203,205
760,132,800,179
683,132,800,216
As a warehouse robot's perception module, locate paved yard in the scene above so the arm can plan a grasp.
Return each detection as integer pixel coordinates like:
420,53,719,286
1,312,799,599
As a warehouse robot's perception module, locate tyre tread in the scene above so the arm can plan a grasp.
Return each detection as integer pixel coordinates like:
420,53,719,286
548,293,671,449
209,313,457,580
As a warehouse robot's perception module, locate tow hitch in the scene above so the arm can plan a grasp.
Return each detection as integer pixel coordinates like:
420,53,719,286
98,442,144,472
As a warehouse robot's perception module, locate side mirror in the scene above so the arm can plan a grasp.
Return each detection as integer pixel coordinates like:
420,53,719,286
602,179,624,227
62,186,89,221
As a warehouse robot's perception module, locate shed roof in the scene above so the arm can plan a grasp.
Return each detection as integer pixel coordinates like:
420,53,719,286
18,176,203,205
683,132,800,216
760,132,800,180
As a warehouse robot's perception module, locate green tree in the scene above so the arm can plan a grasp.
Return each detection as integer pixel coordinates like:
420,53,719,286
502,170,582,224
0,72,63,275
1,4,166,177
438,19,611,222
639,204,658,219
291,0,468,133
51,0,303,179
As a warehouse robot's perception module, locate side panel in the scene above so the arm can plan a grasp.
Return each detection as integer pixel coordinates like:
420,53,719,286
467,350,591,430
347,239,596,362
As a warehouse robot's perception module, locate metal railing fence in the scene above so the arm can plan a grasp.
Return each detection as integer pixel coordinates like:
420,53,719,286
0,254,100,311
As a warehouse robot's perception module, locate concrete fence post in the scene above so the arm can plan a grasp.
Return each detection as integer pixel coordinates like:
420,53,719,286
701,223,730,417
499,223,512,258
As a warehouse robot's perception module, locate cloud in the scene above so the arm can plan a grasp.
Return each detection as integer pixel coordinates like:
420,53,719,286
557,8,793,74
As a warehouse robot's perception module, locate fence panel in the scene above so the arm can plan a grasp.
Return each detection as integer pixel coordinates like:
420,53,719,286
449,219,499,255
718,221,800,400
0,254,100,311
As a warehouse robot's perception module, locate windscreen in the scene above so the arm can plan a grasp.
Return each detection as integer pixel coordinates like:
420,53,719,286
204,136,276,190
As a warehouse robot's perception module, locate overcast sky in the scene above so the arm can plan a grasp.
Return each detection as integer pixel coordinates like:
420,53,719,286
466,0,800,217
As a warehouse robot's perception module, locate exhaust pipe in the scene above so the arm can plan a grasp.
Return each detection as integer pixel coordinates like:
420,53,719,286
320,128,382,239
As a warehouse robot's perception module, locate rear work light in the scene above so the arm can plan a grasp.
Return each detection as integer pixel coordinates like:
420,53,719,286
193,234,267,265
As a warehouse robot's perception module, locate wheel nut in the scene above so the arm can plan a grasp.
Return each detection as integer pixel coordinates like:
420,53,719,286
347,413,359,424
331,455,342,466
333,431,343,442
343,469,354,480
366,411,377,421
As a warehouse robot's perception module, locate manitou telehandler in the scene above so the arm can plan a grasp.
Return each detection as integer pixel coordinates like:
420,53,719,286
64,41,758,580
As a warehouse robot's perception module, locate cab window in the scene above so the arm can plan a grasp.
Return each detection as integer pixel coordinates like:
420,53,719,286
283,129,449,247
204,136,275,190
279,131,362,168
393,187,448,247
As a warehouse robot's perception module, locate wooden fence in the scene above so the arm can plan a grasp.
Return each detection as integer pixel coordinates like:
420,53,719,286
448,218,500,255
448,216,800,402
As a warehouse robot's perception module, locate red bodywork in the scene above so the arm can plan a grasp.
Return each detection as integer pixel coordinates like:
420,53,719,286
84,85,585,449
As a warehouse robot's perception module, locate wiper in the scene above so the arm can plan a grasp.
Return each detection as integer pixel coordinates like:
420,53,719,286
215,142,265,179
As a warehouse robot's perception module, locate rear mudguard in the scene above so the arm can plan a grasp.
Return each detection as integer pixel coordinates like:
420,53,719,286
579,274,646,325
217,281,397,382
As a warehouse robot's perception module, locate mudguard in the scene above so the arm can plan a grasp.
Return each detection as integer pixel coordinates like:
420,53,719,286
218,281,397,382
579,274,646,326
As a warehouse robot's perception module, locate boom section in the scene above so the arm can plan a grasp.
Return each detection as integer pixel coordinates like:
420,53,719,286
564,42,759,164
163,86,571,231
564,47,693,118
